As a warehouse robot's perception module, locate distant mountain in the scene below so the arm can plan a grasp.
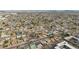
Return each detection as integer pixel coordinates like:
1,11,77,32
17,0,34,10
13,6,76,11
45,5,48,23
0,10,79,13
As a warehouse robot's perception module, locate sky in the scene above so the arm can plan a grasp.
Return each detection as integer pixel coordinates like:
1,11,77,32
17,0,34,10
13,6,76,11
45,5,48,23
0,0,79,10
